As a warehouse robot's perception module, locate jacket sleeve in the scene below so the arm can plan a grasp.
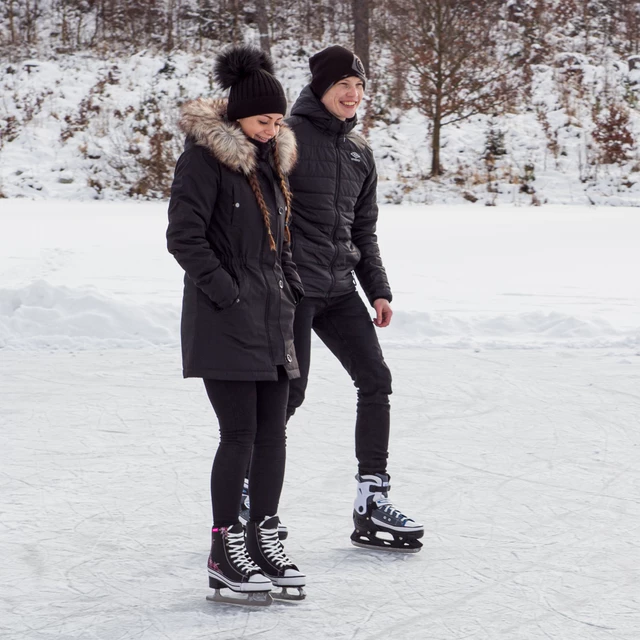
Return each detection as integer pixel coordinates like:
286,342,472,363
282,228,305,304
351,163,393,305
166,144,239,310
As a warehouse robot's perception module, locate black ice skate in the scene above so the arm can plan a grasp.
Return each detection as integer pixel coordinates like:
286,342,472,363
239,478,288,540
246,515,306,601
351,473,424,553
206,523,273,607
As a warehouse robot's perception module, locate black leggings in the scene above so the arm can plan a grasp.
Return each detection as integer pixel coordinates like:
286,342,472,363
204,367,289,528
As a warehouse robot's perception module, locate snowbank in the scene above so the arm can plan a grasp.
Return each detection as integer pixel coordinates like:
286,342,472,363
1,281,637,352
0,281,179,350
0,200,638,352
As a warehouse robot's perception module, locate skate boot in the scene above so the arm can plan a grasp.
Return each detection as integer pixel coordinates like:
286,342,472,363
351,473,424,553
246,515,306,601
206,522,273,607
239,478,288,540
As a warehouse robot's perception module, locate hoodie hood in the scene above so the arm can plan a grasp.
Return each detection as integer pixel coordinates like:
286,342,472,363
179,98,297,176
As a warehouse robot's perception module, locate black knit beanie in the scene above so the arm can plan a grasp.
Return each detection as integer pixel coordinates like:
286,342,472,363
309,45,367,98
214,45,287,120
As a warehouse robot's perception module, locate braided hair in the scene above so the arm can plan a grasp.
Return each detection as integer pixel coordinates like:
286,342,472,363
273,138,293,245
245,139,293,252
247,171,277,251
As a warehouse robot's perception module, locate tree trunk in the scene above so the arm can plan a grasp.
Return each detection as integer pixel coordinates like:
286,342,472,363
61,1,69,46
431,117,443,176
8,0,16,45
230,0,241,44
25,0,34,44
353,0,370,75
391,49,405,109
254,0,271,56
166,0,175,52
431,89,444,176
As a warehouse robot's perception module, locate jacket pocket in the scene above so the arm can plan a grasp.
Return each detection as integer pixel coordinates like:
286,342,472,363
230,184,256,228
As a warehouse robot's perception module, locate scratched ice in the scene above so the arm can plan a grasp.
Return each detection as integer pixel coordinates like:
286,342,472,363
1,201,639,639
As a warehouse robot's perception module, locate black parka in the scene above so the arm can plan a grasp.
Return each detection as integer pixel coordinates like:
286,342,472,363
286,86,392,305
167,98,303,381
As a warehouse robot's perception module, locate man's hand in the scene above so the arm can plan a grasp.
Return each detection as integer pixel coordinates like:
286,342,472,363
373,298,393,328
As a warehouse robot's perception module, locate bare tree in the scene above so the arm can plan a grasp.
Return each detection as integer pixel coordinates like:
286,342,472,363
353,0,370,75
6,0,17,45
254,0,271,56
618,0,640,55
382,0,521,175
166,0,175,51
23,0,41,45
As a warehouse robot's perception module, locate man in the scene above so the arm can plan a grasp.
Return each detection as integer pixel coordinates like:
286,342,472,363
286,45,424,552
242,46,423,552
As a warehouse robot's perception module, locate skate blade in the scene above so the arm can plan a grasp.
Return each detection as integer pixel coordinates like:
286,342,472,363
351,540,421,553
206,589,273,607
272,586,306,602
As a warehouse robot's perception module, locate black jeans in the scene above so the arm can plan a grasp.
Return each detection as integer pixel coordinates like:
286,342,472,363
204,367,289,528
287,291,392,475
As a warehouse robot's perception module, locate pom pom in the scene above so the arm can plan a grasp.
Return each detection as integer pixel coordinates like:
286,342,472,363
214,45,275,89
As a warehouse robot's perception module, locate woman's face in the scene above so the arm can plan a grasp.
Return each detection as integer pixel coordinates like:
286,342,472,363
237,113,284,142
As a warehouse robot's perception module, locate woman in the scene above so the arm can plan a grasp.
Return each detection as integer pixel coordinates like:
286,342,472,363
166,45,305,606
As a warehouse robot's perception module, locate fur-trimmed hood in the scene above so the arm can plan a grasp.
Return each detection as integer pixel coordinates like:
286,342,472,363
179,98,297,176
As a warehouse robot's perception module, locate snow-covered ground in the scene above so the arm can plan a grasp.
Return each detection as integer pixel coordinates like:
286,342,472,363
1,201,639,639
3,51,640,205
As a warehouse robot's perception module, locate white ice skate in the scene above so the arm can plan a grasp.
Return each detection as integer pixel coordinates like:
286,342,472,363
351,473,424,553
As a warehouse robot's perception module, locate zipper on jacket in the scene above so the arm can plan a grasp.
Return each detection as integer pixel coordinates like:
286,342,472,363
259,228,275,365
260,157,287,365
274,189,288,362
327,132,342,299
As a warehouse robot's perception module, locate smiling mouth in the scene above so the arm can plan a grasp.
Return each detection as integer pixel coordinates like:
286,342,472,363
255,134,272,142
342,102,357,107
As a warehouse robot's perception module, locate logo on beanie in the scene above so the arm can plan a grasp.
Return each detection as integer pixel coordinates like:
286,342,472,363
352,55,366,77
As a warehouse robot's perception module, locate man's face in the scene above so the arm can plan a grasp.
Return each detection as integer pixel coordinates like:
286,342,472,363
321,76,365,121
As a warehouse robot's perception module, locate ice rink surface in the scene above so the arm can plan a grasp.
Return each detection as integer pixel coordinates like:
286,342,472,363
1,201,639,638
2,347,639,639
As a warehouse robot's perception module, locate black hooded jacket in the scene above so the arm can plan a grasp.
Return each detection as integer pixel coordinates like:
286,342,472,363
167,98,303,381
285,86,391,305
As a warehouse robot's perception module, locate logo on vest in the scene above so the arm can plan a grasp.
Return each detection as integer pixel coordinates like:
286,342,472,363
350,151,361,162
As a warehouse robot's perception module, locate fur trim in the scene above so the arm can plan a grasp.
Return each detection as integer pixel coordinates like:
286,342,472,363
179,98,297,176
274,123,297,176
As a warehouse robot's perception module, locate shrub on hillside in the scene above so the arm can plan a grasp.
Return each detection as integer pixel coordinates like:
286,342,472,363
592,103,635,165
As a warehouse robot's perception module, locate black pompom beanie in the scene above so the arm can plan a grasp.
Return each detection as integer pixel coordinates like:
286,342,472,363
309,45,367,97
214,45,287,120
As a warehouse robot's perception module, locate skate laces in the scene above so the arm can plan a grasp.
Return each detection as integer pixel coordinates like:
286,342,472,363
260,525,292,568
376,498,409,523
225,527,261,574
